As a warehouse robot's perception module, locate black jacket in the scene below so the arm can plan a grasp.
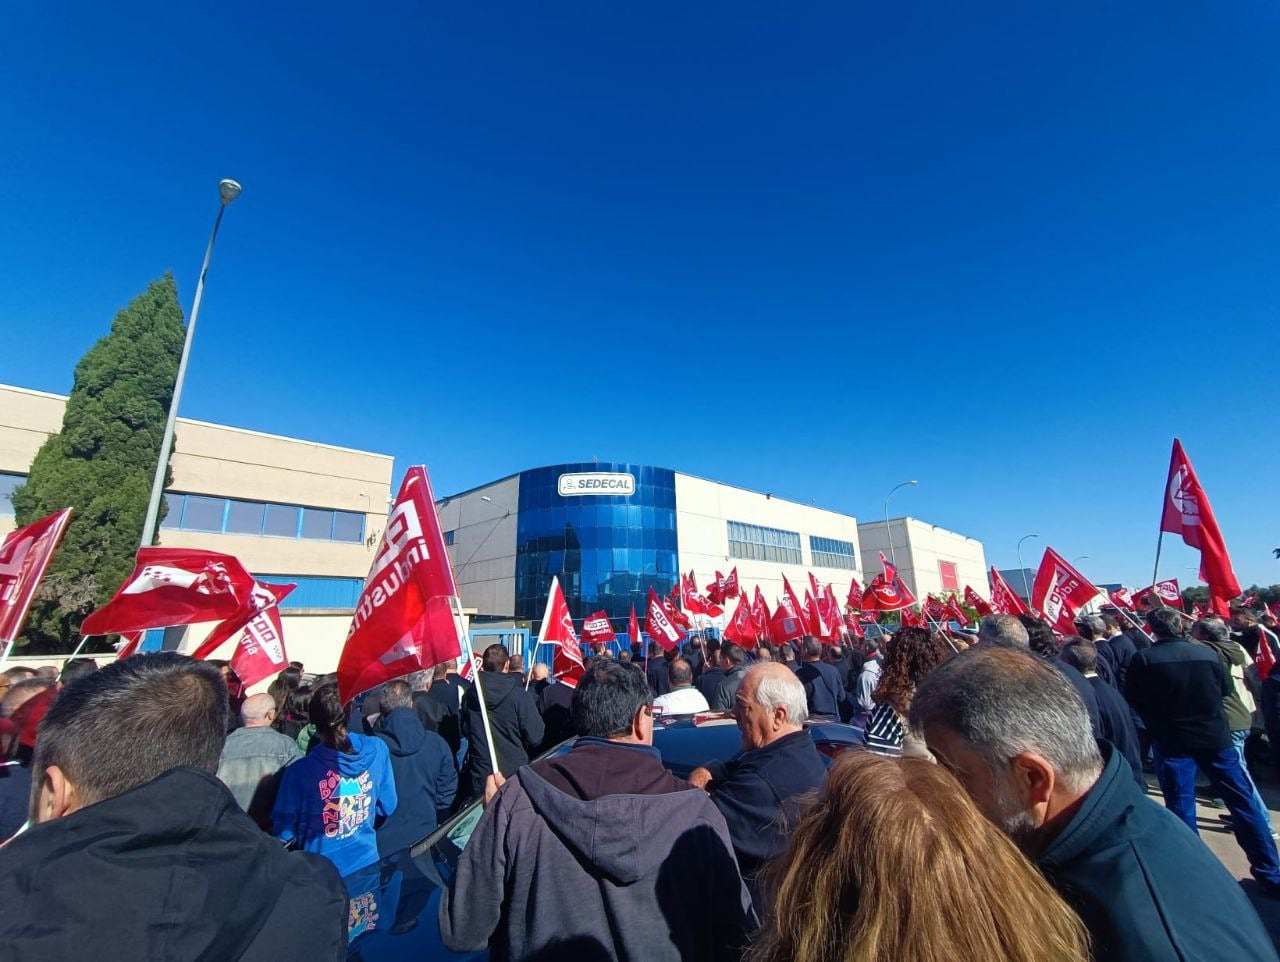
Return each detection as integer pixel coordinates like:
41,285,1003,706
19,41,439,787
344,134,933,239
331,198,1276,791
697,667,726,703
647,657,672,698
1127,639,1232,756
1085,676,1144,787
1037,745,1277,962
1052,657,1103,739
536,678,577,753
710,664,749,711
0,767,346,961
795,661,845,718
421,676,468,759
1099,632,1139,692
462,670,545,798
374,707,458,856
706,729,827,903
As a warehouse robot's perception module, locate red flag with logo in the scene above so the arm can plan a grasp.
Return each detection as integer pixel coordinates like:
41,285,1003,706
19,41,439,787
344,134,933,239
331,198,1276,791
963,585,994,617
843,609,866,638
803,591,826,640
581,610,617,646
663,595,693,630
629,603,641,650
751,587,771,636
1240,592,1258,609
821,583,846,638
1160,439,1241,612
1255,626,1279,682
229,598,292,689
190,581,295,660
724,568,739,598
847,577,864,611
878,551,898,582
922,596,948,623
899,608,922,628
781,576,805,623
337,467,464,703
989,567,1030,617
1031,548,1102,635
645,587,683,651
539,576,585,673
1108,588,1135,611
1137,579,1183,610
706,572,727,607
862,570,916,612
0,507,73,647
769,603,806,645
723,591,758,649
1191,603,1208,620
82,546,257,636
945,595,972,627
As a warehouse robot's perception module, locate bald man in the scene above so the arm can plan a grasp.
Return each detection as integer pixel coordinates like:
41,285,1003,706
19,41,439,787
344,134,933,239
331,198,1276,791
689,663,827,910
216,693,302,826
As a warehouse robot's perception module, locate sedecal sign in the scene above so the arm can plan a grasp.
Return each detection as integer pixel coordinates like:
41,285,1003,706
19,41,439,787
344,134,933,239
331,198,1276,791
557,472,636,497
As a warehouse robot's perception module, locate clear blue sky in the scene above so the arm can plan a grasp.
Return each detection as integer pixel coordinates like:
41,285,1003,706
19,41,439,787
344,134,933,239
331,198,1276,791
2,2,1277,588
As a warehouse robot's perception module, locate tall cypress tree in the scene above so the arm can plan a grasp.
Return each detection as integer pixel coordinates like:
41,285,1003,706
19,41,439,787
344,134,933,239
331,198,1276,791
12,275,185,652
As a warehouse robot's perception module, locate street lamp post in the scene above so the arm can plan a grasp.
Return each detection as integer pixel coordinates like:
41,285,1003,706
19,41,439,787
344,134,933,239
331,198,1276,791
139,179,242,548
1016,534,1040,604
883,480,918,569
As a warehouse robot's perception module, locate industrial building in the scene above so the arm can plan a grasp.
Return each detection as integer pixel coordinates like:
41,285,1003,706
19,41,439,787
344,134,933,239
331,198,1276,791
857,517,989,604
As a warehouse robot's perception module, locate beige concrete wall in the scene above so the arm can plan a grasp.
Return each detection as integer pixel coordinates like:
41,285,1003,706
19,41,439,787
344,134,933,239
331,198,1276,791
0,383,392,580
675,473,862,609
438,476,518,617
858,518,987,601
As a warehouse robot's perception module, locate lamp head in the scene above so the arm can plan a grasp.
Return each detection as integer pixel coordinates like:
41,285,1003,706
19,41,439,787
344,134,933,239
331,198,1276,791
218,179,243,204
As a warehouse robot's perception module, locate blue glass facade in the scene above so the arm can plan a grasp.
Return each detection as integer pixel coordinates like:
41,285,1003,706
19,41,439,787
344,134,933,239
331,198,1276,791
515,463,678,630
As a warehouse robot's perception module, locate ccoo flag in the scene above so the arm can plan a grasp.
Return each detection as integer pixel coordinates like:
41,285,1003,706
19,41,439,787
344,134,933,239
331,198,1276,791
337,467,464,703
645,587,683,651
1160,439,1241,615
581,609,617,646
0,507,72,647
988,567,1030,617
722,591,759,649
1031,548,1101,635
963,585,994,618
189,581,295,661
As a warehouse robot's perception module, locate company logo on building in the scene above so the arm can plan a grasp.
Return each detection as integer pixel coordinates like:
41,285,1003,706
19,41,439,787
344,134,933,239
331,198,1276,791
557,472,636,497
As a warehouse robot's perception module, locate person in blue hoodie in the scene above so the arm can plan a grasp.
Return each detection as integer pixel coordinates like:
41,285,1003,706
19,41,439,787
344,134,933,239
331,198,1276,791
272,682,397,878
373,679,457,856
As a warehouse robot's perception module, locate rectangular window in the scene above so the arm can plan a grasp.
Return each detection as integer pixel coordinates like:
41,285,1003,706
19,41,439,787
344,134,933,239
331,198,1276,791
182,495,226,532
939,561,959,592
332,511,365,544
225,499,266,535
263,503,301,537
727,520,802,565
159,492,185,529
810,535,858,571
443,529,456,546
300,508,335,540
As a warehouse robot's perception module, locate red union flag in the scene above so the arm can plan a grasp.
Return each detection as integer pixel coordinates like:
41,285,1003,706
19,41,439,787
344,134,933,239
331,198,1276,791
802,590,823,639
751,587,771,635
946,595,972,628
989,567,1030,617
1160,439,1241,611
862,570,916,612
769,603,805,645
706,571,727,607
82,547,256,636
629,603,641,650
821,582,846,638
1032,548,1102,635
682,572,723,618
899,608,922,628
0,507,72,646
190,581,294,661
581,610,616,645
645,587,683,651
1137,579,1183,610
878,551,898,582
338,467,464,703
1108,588,1135,611
229,598,291,689
663,594,692,630
781,576,805,623
847,577,864,611
537,576,585,674
723,591,758,649
843,609,865,638
963,585,994,617
922,596,948,622
723,568,739,598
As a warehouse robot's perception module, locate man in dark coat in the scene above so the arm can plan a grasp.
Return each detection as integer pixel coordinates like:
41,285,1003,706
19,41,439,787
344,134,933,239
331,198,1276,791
440,658,752,960
1127,608,1280,891
794,637,845,719
420,662,470,762
911,646,1278,962
0,653,346,959
536,673,577,752
645,642,672,698
710,643,750,711
374,680,458,856
691,662,827,909
697,642,726,704
461,644,545,800
1059,639,1144,786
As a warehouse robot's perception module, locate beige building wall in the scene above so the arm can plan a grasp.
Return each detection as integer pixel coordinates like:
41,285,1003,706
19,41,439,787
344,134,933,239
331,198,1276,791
675,473,862,609
858,517,987,601
437,475,519,619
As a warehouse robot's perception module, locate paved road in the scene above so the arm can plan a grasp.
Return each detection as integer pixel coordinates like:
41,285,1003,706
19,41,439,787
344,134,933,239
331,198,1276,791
1156,762,1280,948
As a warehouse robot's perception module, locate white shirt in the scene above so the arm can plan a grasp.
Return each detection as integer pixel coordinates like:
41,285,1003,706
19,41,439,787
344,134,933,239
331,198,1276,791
654,686,711,715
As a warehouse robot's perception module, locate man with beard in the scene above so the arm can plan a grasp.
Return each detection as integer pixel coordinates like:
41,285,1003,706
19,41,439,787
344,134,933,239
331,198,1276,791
908,645,1276,962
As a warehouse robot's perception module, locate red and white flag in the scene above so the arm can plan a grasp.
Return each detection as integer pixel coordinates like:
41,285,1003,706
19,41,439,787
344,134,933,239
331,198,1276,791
846,576,864,611
190,580,295,661
945,594,972,628
821,582,846,638
723,591,758,649
1031,548,1102,635
878,551,898,582
862,569,916,612
723,568,739,598
751,587,771,636
989,566,1030,617
229,598,292,689
581,609,617,646
114,631,145,660
1137,579,1183,610
963,585,994,618
1240,592,1258,609
337,467,464,703
629,603,641,650
781,576,805,623
538,576,585,672
82,547,256,636
802,590,824,640
1255,626,1279,682
1160,439,1241,616
769,603,806,645
922,596,949,623
682,572,723,618
899,608,922,628
0,507,72,646
1108,588,1135,611
706,571,727,607
843,609,865,639
663,594,693,630
645,587,683,651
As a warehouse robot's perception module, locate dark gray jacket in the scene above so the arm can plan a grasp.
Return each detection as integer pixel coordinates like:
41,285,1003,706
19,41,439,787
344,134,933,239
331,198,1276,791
711,664,750,711
439,739,753,961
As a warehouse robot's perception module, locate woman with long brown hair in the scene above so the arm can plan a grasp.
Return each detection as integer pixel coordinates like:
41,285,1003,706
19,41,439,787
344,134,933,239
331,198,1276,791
749,751,1090,962
865,625,951,756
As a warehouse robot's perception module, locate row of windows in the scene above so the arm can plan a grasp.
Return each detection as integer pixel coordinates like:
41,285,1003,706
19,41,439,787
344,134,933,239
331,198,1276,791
810,535,858,571
516,504,678,532
727,520,803,565
162,493,366,543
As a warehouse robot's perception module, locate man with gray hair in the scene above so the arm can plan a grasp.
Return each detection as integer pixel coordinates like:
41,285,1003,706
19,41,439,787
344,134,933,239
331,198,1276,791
909,645,1277,962
216,692,302,826
374,678,457,856
690,662,827,909
977,612,1028,647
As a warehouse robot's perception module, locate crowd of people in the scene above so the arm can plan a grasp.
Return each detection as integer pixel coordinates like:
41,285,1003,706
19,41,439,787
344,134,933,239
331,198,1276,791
2,601,1279,960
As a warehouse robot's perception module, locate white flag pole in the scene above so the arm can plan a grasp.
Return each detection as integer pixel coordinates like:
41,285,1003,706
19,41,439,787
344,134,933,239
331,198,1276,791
526,576,559,691
449,594,500,775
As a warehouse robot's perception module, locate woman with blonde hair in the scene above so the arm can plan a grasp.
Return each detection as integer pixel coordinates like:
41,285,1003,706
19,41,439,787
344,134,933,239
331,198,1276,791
748,751,1090,962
